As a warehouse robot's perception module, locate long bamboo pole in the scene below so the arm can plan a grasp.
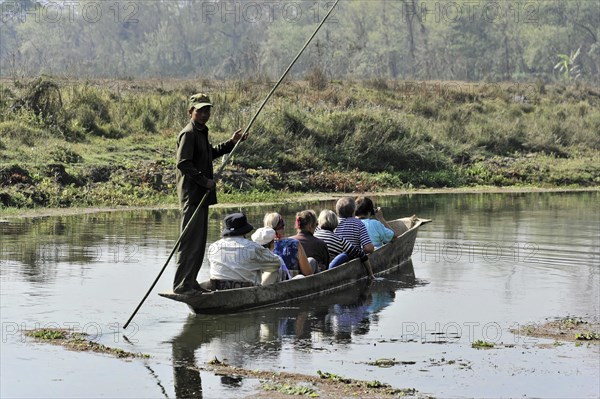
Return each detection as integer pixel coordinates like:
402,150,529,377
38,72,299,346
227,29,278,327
123,0,340,329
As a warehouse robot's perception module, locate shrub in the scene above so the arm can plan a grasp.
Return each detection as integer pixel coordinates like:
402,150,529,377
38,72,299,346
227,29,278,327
364,77,389,91
307,66,328,91
0,120,47,146
69,88,111,123
50,147,83,164
140,110,157,133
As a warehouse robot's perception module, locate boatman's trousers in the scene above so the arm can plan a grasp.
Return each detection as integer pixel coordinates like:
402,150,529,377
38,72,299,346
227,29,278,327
174,203,209,292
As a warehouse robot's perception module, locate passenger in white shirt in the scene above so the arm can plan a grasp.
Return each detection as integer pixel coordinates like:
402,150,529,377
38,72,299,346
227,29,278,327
208,213,280,290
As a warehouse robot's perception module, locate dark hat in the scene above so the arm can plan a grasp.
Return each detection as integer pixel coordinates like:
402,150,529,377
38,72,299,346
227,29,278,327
222,213,254,237
189,93,212,110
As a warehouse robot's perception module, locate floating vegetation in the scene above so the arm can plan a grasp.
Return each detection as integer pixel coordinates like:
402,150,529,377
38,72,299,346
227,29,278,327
514,316,600,344
203,362,421,398
27,329,67,340
366,358,417,368
261,382,319,397
316,370,417,395
368,358,397,368
428,357,472,370
575,332,600,341
208,356,227,366
317,370,352,384
471,340,495,349
25,328,150,359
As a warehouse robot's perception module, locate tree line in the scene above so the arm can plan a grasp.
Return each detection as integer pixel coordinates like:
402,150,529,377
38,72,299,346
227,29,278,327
1,0,598,83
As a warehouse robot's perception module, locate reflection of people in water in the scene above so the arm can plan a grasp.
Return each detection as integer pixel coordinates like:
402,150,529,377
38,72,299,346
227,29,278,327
324,281,398,340
325,288,373,340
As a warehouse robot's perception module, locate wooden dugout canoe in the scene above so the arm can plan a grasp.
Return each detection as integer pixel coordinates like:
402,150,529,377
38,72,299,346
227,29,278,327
159,216,431,314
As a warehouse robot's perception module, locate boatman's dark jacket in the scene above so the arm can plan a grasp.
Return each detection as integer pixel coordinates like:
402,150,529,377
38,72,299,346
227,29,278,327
176,121,235,208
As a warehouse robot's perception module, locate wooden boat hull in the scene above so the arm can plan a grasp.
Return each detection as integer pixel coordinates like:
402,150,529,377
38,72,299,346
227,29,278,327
159,217,429,314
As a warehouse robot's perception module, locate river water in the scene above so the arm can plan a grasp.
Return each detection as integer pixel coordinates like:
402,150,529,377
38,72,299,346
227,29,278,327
1,191,599,398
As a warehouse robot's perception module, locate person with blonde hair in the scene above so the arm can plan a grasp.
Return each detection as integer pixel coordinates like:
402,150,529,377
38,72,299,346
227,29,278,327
263,212,313,277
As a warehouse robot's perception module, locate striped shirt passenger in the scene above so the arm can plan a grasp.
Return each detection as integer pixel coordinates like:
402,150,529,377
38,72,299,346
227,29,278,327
314,227,367,261
335,217,373,250
333,197,375,254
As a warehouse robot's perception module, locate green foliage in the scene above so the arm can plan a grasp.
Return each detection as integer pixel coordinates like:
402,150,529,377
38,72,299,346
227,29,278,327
575,332,600,341
554,48,581,81
472,340,495,349
0,78,598,209
0,119,47,146
26,329,67,340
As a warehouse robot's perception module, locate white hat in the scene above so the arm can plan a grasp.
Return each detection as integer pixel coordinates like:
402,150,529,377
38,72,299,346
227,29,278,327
251,227,276,246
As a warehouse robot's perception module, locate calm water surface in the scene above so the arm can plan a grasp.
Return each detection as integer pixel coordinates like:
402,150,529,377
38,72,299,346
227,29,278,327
1,191,599,398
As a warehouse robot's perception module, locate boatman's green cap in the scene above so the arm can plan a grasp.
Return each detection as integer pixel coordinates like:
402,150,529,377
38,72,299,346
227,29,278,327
189,93,212,110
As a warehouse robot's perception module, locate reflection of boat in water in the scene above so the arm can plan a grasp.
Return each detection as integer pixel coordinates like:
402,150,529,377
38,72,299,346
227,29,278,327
170,263,421,397
160,217,430,314
171,260,421,348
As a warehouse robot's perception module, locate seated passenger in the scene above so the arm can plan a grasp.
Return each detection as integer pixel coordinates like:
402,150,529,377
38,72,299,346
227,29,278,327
355,196,396,248
208,213,280,290
263,212,313,277
334,197,375,254
290,210,330,272
251,227,292,281
314,210,368,269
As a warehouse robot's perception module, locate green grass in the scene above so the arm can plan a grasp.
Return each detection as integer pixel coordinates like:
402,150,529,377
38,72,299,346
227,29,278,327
1,77,598,209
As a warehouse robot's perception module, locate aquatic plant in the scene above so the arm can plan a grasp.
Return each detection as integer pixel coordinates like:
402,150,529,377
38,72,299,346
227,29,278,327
575,332,600,341
317,370,352,384
367,358,399,368
208,356,227,366
26,329,67,340
26,328,150,359
471,340,495,349
261,383,319,397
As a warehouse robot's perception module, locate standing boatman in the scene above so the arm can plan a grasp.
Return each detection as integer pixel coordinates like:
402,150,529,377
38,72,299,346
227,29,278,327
174,93,245,295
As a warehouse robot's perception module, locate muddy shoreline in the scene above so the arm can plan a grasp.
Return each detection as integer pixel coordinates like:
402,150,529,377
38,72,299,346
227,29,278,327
25,329,150,359
515,316,600,345
2,187,597,219
201,360,423,399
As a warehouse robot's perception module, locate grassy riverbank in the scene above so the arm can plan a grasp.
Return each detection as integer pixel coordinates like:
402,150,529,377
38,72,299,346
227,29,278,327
1,77,598,210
